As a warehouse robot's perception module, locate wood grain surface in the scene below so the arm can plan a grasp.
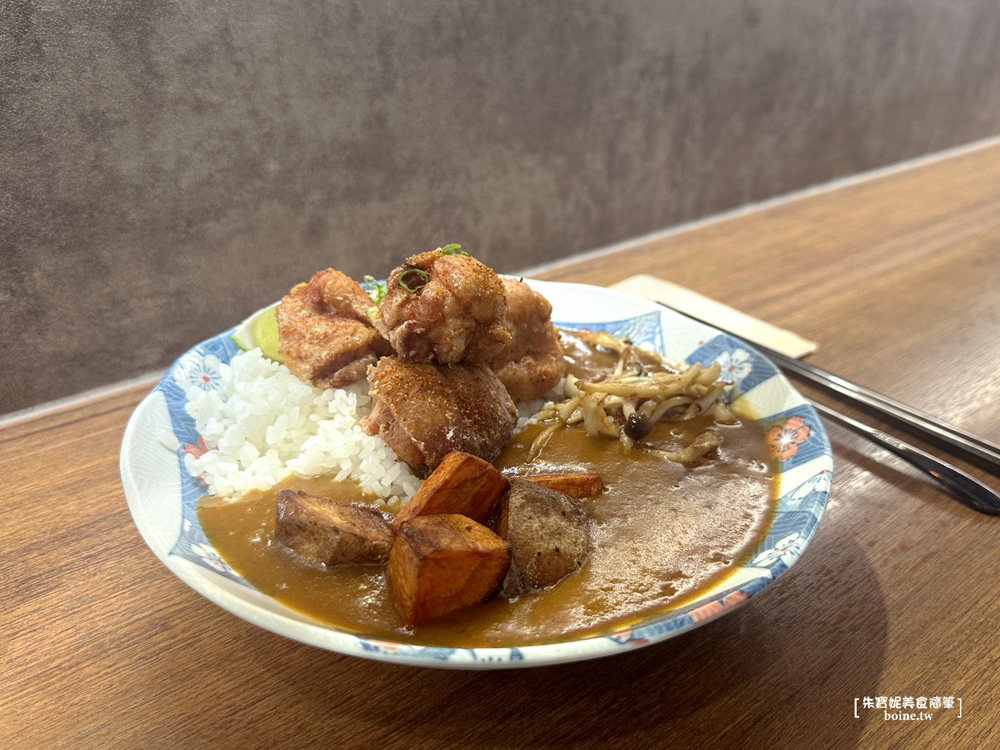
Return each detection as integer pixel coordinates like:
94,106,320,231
3,143,1000,749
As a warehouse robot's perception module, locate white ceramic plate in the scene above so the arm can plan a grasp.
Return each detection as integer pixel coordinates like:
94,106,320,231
121,280,832,669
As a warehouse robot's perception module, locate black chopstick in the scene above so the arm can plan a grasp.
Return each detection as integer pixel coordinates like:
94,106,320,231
809,400,1000,515
654,302,1000,476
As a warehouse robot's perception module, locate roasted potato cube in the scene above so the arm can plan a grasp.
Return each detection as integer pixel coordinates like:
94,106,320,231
393,451,509,530
387,514,511,627
275,490,395,566
521,472,604,498
499,478,590,597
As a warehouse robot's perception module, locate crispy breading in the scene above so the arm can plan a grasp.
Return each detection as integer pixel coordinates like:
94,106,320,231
489,277,567,402
276,269,391,388
372,249,510,364
360,357,517,472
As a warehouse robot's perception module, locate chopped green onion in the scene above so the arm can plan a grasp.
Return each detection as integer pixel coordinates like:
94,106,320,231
399,268,430,292
439,244,467,256
364,275,387,303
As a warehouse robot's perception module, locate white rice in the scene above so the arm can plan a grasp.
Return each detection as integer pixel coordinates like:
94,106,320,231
181,348,421,511
514,381,565,432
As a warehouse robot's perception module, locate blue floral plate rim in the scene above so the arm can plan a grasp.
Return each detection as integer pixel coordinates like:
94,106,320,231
120,279,833,669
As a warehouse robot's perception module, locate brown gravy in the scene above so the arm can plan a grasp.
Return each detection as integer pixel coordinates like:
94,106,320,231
198,334,777,647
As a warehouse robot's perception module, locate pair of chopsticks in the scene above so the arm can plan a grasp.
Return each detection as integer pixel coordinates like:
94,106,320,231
655,303,1000,515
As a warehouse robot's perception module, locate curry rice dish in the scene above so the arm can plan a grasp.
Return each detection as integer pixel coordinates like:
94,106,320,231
187,247,776,646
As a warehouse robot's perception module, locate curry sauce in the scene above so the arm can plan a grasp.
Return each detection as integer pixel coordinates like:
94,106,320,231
199,412,775,647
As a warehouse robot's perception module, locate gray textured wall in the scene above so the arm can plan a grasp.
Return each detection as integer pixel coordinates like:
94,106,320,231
3,1,1000,415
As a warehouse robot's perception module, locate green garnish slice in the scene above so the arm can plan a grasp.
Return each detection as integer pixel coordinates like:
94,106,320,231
439,244,467,256
399,268,430,292
363,275,387,303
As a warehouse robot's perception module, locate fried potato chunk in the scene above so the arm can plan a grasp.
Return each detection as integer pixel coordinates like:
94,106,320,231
275,490,395,566
371,249,510,364
520,472,605,499
498,478,590,597
387,514,511,627
393,451,509,530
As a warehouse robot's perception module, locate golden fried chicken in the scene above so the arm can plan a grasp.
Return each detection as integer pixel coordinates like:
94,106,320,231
371,248,510,364
488,277,567,402
360,357,518,473
277,269,391,389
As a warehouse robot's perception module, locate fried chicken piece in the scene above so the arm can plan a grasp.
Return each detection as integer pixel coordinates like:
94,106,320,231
488,277,567,402
277,269,390,389
360,357,518,473
371,249,511,364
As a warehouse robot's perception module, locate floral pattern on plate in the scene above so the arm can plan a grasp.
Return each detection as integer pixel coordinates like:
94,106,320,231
120,280,833,669
686,334,775,398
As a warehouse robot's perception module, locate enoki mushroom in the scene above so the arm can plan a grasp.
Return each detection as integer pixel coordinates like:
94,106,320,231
529,332,737,463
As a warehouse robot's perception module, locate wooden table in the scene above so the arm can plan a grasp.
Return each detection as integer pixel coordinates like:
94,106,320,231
4,142,1000,749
